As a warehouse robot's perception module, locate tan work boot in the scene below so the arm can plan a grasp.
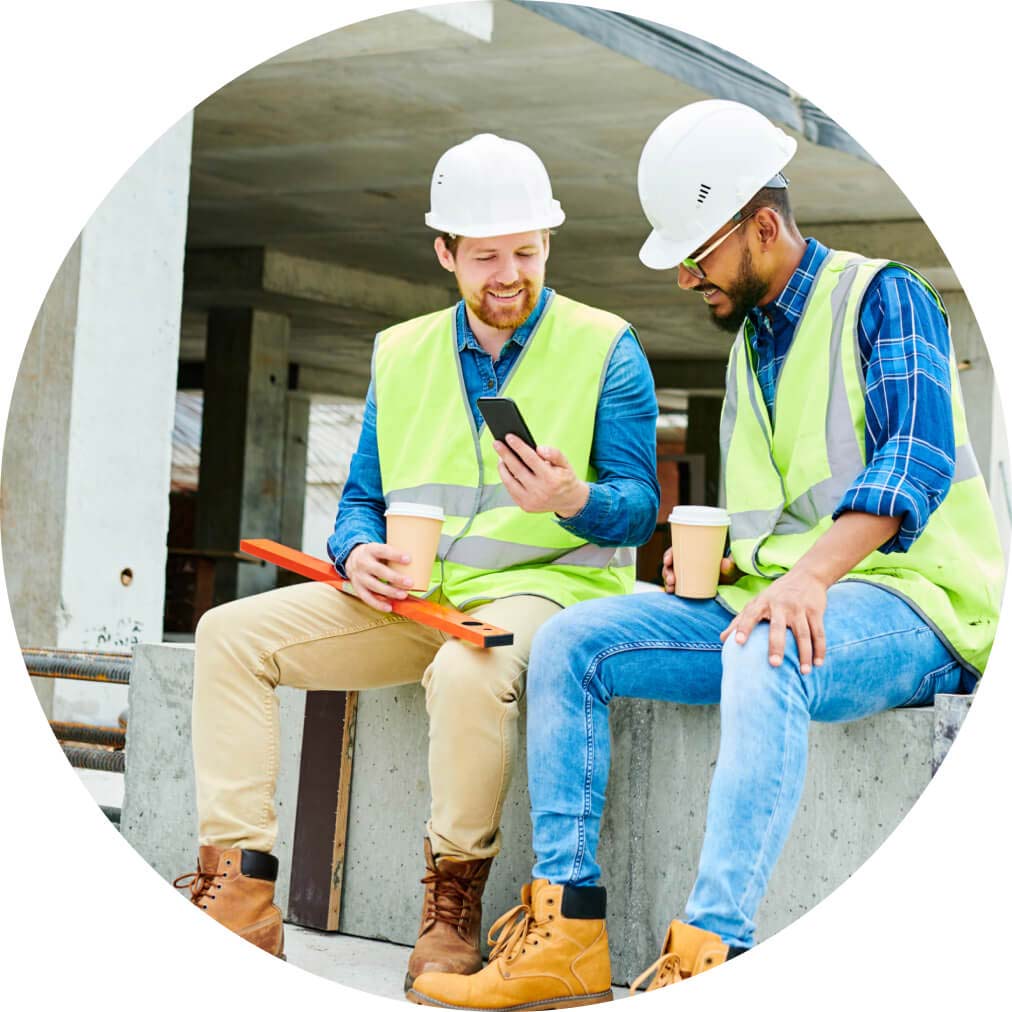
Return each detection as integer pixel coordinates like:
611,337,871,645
630,920,734,992
174,846,285,959
405,839,493,992
408,879,613,1010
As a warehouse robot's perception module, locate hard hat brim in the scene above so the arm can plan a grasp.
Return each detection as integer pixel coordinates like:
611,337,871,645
425,206,565,237
638,228,691,271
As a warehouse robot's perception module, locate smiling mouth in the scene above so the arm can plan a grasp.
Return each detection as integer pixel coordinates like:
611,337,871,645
700,285,722,304
488,289,523,301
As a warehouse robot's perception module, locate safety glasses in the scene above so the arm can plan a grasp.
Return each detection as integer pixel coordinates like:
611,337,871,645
680,210,757,280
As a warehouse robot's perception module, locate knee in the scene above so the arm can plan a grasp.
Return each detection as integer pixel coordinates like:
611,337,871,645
426,645,522,710
720,626,804,713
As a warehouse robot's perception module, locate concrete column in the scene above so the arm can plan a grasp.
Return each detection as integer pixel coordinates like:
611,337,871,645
686,394,722,507
196,307,290,602
278,391,310,585
946,290,994,484
2,114,193,725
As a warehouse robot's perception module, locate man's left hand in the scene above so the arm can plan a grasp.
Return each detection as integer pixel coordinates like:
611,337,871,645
719,568,829,675
495,434,590,517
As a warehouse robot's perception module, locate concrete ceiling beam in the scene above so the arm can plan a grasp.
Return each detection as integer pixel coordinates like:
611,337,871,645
184,246,454,321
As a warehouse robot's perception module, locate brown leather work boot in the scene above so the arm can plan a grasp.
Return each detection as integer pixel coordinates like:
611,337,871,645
630,919,738,992
404,838,493,992
174,846,285,959
408,879,613,1010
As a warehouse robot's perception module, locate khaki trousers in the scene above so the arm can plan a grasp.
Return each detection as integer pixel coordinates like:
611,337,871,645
192,581,561,861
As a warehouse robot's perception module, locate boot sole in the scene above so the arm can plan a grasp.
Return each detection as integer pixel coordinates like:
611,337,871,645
405,988,614,1010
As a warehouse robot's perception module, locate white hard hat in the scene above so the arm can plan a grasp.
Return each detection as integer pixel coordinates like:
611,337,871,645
425,133,565,237
637,100,798,270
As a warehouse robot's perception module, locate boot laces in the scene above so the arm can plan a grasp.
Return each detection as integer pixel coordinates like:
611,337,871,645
173,866,223,906
420,865,482,928
630,951,684,994
486,903,551,965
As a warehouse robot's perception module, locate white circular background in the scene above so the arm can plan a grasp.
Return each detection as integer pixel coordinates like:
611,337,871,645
2,3,1007,1009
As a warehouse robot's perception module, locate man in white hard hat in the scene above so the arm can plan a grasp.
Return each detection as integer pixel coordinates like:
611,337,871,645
408,102,1002,1008
175,133,660,990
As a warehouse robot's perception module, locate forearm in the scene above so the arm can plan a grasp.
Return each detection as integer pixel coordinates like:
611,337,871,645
791,511,902,587
558,478,658,547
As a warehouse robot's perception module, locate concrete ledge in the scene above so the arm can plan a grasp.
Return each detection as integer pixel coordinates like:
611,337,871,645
121,641,969,985
120,642,306,914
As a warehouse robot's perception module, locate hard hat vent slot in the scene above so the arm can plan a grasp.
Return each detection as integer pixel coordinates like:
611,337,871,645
697,183,711,205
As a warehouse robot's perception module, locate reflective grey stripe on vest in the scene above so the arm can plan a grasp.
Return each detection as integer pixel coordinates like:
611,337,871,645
439,534,635,571
717,342,739,510
386,483,516,516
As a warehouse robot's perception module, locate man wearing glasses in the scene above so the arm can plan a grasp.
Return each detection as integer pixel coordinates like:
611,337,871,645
407,100,1003,1009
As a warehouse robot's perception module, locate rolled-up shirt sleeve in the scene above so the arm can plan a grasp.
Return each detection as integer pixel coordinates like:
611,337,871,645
326,379,387,575
832,268,956,553
557,328,660,548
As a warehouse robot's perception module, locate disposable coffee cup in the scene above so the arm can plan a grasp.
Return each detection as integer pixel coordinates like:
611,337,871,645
385,503,445,592
667,506,731,599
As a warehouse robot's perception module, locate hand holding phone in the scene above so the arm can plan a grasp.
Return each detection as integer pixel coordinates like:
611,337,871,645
477,397,537,450
478,397,589,518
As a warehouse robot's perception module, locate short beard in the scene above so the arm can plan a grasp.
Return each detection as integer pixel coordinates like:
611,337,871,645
707,247,768,335
463,279,542,331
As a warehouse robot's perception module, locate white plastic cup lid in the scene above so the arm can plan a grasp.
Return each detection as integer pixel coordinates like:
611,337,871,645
385,502,445,521
668,505,730,526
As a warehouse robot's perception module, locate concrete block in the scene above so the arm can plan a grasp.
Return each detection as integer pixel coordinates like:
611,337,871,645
340,688,940,985
120,642,305,912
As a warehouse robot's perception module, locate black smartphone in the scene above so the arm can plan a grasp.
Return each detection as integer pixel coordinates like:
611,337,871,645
477,396,537,450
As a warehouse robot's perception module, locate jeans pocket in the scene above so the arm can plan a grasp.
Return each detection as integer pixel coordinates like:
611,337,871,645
897,659,963,709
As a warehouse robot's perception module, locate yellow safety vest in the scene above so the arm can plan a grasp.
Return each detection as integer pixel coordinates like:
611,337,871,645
373,291,636,608
718,250,1003,675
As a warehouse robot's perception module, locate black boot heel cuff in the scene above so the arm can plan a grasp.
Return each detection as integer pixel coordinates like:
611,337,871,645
560,884,607,920
241,850,279,881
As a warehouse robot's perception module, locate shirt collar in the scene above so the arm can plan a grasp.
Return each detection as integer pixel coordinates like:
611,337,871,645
456,285,553,352
748,238,828,331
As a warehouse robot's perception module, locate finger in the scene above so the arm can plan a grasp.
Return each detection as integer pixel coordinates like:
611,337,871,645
537,445,569,469
810,610,827,667
372,543,412,565
719,557,735,575
733,603,763,645
494,442,532,480
350,578,396,612
365,560,414,589
719,618,738,643
792,616,813,675
504,434,546,473
362,571,409,600
498,458,528,496
766,609,788,666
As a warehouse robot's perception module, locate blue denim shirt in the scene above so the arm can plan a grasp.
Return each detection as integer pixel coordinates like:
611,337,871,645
327,287,660,573
745,238,956,553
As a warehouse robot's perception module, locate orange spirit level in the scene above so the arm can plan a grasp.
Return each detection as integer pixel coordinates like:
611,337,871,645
239,539,514,648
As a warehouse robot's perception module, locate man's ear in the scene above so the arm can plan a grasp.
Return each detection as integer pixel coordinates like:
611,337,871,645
543,230,551,263
434,236,456,273
753,208,780,250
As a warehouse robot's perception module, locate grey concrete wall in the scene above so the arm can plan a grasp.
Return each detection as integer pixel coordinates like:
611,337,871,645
340,687,940,984
119,640,960,986
120,643,305,914
1,240,82,716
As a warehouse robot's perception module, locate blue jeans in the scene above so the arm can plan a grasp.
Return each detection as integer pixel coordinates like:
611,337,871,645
526,581,970,949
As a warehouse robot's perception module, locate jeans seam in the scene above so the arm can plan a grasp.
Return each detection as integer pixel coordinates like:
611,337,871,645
821,624,932,657
737,682,805,923
897,658,962,708
568,638,723,882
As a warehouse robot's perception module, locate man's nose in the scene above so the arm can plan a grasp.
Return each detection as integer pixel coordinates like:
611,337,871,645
494,259,521,285
677,264,702,290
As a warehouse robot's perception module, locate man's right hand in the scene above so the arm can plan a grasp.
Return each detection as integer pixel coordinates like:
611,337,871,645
344,543,415,613
662,548,740,594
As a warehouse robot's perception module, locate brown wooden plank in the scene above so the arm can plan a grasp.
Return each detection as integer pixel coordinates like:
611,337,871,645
287,689,359,930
